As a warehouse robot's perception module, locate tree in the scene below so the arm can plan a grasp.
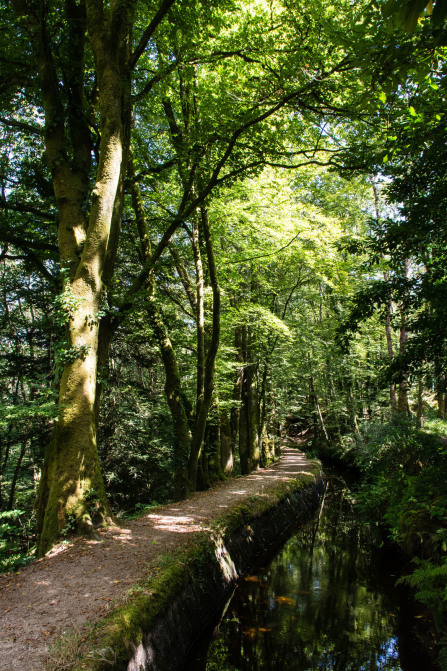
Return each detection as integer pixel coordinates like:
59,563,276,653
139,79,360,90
1,0,178,554
0,0,390,553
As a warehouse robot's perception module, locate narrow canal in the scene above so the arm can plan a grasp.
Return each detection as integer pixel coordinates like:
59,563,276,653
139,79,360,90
185,475,436,671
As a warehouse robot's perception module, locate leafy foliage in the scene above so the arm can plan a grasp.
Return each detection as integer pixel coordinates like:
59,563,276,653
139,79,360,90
349,416,447,651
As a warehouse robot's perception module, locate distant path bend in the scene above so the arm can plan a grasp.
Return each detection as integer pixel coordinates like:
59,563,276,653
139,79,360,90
0,446,317,671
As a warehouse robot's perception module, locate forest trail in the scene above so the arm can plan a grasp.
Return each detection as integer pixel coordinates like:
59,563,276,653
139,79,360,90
0,446,315,671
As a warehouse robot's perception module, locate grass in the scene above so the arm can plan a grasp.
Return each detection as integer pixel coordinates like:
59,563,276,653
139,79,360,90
43,628,91,671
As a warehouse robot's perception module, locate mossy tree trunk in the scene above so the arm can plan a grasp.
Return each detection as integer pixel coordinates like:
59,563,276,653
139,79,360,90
15,0,177,555
14,0,137,555
36,1,134,555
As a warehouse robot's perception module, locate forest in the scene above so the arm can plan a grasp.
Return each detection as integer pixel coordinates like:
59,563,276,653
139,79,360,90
1,0,447,658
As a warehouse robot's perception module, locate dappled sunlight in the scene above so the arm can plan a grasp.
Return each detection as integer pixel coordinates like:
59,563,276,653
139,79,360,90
214,536,238,583
45,540,74,558
147,513,204,533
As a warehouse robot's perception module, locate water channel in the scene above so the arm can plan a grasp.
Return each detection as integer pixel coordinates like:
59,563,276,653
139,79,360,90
184,475,436,671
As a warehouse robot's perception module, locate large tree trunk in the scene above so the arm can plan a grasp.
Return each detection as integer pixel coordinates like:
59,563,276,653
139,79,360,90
35,1,133,555
37,279,112,553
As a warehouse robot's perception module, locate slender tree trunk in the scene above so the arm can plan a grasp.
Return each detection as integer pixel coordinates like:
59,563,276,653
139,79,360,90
187,207,221,490
308,355,329,442
438,392,446,420
259,365,268,466
231,325,244,453
345,379,359,432
239,327,260,474
7,424,31,510
416,377,424,428
191,213,205,415
397,260,410,416
128,154,191,498
219,408,233,475
205,420,225,484
397,331,409,414
0,378,21,509
435,360,446,419
384,274,398,411
370,177,398,412
146,283,191,499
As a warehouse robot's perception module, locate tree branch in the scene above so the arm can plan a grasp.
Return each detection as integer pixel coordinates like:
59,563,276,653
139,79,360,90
134,158,176,181
128,0,177,70
0,116,44,136
0,198,55,221
0,230,58,254
133,60,179,101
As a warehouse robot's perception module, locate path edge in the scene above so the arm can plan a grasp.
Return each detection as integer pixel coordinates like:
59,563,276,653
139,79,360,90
68,461,324,671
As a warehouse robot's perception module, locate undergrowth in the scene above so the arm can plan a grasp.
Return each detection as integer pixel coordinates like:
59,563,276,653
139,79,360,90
0,508,36,572
344,416,447,668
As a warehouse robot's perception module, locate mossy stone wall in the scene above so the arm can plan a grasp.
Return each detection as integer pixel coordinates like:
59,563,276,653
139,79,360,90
73,469,325,671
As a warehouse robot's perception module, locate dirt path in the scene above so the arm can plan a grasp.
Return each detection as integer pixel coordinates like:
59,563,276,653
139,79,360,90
0,447,315,671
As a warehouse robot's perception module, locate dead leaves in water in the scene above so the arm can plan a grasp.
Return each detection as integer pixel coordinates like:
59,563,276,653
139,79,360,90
242,626,273,638
275,596,296,605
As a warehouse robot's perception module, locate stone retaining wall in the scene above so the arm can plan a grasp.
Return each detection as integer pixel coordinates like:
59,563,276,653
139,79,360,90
74,472,325,671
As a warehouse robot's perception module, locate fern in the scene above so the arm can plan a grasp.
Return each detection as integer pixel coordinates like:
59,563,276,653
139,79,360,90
438,640,447,671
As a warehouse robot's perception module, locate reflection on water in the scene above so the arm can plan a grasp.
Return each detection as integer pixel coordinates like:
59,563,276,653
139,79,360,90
186,477,435,671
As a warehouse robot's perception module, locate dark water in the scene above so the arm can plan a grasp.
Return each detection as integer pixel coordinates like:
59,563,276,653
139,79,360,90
185,477,436,671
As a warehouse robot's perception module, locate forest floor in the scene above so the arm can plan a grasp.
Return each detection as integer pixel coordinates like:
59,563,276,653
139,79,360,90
0,444,315,671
